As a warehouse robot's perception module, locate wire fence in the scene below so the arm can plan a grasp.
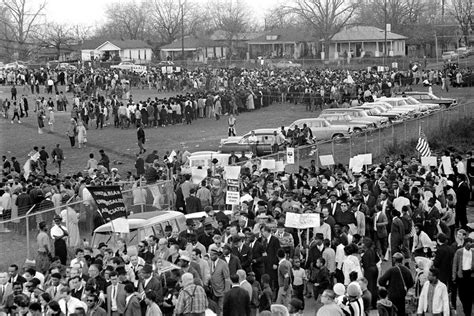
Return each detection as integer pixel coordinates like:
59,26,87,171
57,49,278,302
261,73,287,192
0,180,175,260
233,101,473,171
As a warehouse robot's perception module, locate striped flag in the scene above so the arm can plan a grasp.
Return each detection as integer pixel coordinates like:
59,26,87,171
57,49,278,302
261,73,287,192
416,129,431,157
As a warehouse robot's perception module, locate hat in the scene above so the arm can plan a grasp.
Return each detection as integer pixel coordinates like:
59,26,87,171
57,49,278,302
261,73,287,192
141,264,153,274
321,179,329,184
223,244,232,251
186,218,194,226
315,233,324,240
333,283,345,296
446,180,453,187
347,282,362,297
277,222,285,228
289,298,303,310
392,252,404,260
97,242,107,249
53,215,62,221
210,248,222,255
179,252,191,262
45,192,52,198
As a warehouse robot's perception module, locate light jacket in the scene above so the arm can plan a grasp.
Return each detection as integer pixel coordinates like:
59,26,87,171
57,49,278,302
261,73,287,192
416,280,450,316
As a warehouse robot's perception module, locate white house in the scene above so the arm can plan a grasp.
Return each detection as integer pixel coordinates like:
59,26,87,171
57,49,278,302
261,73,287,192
81,40,153,63
328,26,407,60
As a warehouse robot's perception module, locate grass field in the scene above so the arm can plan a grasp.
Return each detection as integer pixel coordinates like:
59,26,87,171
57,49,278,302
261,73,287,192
0,83,473,315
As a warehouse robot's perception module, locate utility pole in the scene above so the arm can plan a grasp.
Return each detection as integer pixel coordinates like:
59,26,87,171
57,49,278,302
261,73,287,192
383,0,387,68
435,31,439,65
180,0,185,61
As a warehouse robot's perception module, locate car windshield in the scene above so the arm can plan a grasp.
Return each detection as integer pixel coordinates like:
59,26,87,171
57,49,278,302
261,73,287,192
403,97,419,105
428,93,439,99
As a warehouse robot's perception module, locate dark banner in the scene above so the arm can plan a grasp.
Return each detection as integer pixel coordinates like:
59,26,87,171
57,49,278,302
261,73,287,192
87,185,127,221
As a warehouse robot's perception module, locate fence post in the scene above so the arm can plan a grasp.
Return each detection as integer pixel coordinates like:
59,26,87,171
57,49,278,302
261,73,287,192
364,131,367,154
378,128,381,158
391,124,395,145
25,204,37,260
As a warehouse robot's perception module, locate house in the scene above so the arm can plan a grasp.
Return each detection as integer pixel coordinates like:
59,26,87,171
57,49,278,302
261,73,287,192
80,40,153,63
328,26,407,60
210,31,262,59
246,28,317,59
160,36,226,62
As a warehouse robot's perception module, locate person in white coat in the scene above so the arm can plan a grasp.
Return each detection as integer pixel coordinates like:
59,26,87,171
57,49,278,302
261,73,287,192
416,267,450,316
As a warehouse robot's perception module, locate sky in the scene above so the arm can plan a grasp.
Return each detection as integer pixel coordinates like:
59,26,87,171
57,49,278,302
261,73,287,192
45,0,277,26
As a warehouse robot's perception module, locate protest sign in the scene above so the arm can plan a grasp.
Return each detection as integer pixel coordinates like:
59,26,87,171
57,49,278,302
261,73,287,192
441,156,453,175
285,212,320,229
421,156,437,167
224,165,241,180
225,179,240,205
191,167,208,184
111,217,130,233
87,186,127,221
275,161,285,172
260,159,276,171
287,147,295,164
319,155,335,166
358,153,372,165
351,156,364,173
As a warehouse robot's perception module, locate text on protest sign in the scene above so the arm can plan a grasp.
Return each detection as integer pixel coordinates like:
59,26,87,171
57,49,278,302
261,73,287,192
87,186,127,221
226,179,240,205
285,212,320,229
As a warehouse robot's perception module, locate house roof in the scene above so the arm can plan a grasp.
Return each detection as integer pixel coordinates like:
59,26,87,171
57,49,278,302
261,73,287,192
330,26,407,42
80,39,152,50
210,31,262,41
247,28,315,44
160,36,220,51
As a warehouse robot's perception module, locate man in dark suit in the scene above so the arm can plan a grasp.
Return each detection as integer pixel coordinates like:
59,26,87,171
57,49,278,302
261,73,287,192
389,209,405,262
106,271,126,316
373,205,389,258
7,264,26,285
433,233,454,286
232,236,251,272
305,233,324,270
123,284,141,316
326,193,341,217
260,225,281,291
361,186,377,214
137,265,162,315
223,274,251,316
223,244,241,276
455,174,470,228
246,231,265,284
184,188,203,214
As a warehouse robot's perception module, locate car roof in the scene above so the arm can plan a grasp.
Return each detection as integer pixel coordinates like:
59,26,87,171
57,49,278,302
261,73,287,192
323,108,362,112
93,210,185,233
244,128,279,135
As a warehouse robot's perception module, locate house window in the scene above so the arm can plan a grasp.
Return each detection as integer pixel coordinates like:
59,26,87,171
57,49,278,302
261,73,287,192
138,50,141,60
144,49,147,60
129,50,131,59
266,35,278,41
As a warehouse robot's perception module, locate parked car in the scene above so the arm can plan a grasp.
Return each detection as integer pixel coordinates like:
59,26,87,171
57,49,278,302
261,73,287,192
286,118,351,141
317,114,373,133
219,128,285,156
402,96,440,112
272,60,302,69
56,63,77,71
356,106,403,122
456,47,473,58
441,51,458,61
4,61,27,70
369,101,415,117
399,91,457,107
378,97,428,114
321,108,389,127
110,61,147,73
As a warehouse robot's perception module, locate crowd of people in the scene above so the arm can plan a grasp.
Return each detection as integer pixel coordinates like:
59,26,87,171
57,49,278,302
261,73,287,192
1,62,473,316
1,137,474,316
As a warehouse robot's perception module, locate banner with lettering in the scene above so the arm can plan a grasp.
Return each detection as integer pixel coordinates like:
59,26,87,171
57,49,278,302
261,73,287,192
87,186,127,221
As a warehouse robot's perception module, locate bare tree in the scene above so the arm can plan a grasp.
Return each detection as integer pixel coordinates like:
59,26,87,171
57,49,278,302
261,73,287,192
263,5,302,31
41,23,75,59
285,0,358,56
103,1,149,40
2,0,47,59
71,24,92,43
207,0,252,57
150,0,187,44
450,0,473,45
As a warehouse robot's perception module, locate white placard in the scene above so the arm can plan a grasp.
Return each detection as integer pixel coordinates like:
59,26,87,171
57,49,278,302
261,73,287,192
260,159,276,170
358,153,372,165
191,168,208,184
319,155,335,166
225,179,240,205
441,156,453,175
224,165,241,180
351,156,364,173
168,150,177,161
285,212,320,229
161,66,166,73
421,156,437,167
287,147,295,164
275,161,285,172
111,217,130,233
166,66,173,73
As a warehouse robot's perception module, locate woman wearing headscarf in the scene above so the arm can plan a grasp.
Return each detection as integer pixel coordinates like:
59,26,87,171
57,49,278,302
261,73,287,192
77,121,87,149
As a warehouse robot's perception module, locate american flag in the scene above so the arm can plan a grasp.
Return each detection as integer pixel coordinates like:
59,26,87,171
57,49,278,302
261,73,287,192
416,129,431,157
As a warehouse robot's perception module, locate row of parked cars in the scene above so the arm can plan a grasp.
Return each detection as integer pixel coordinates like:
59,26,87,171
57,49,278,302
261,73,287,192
219,91,457,156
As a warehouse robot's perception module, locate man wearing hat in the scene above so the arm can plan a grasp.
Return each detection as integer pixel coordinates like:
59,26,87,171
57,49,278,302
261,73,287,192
209,248,230,315
231,235,251,272
378,252,414,316
223,244,242,276
178,252,202,285
179,219,196,246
